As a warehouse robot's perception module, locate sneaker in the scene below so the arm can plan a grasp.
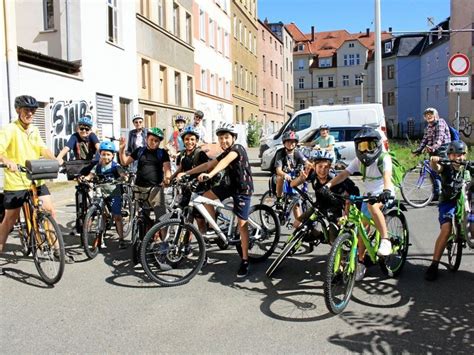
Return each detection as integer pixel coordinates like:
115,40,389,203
237,259,250,278
183,244,193,258
377,238,392,257
100,239,107,249
425,262,439,281
355,262,366,282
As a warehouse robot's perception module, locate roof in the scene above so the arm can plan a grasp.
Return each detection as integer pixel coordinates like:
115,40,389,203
17,46,81,74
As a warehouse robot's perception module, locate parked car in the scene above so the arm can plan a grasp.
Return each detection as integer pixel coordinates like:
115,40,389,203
261,125,387,171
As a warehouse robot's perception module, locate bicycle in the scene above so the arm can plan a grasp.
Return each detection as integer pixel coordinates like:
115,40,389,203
323,193,409,314
130,186,155,265
81,176,133,259
266,186,337,277
401,156,441,208
139,176,281,286
1,160,65,285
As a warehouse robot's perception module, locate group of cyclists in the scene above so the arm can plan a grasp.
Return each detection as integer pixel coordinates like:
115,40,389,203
0,96,471,285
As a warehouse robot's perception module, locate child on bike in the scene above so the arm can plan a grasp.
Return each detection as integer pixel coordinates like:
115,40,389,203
180,122,253,277
425,140,471,281
322,127,394,281
83,141,127,249
274,131,307,219
413,107,451,157
313,125,335,154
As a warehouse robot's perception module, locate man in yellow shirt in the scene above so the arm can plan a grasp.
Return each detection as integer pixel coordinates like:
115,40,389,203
0,95,57,254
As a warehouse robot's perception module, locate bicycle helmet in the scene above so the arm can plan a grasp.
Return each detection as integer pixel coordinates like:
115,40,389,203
282,131,299,143
423,107,439,119
309,150,334,163
319,124,330,131
99,141,116,153
175,115,186,123
447,140,468,155
354,127,383,166
147,127,164,140
78,116,93,127
180,126,200,139
194,110,204,118
132,113,143,122
14,95,39,109
216,122,237,138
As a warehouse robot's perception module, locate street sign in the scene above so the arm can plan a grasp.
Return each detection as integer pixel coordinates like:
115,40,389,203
448,53,470,76
449,76,470,93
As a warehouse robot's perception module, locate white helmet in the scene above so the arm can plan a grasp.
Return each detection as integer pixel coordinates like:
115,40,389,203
216,122,237,138
132,113,144,122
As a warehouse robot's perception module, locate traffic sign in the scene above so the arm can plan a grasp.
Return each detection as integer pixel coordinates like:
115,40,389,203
449,76,470,93
448,53,470,76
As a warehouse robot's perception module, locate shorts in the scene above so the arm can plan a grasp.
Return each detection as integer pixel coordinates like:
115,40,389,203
3,185,50,210
438,200,456,226
361,202,372,220
212,185,251,220
135,185,166,219
109,195,122,216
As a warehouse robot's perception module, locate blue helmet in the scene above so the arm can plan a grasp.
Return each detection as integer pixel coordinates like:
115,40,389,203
78,116,93,127
180,126,200,139
309,150,334,163
99,141,116,153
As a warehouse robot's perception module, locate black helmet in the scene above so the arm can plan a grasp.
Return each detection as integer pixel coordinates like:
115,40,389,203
447,140,468,155
15,95,39,109
282,130,299,143
354,127,383,166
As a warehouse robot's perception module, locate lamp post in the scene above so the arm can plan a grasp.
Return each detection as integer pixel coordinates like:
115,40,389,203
360,73,366,103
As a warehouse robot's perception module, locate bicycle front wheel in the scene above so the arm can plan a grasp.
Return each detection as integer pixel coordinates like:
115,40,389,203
260,190,279,232
236,204,280,262
446,222,462,271
33,212,65,285
324,232,356,315
401,166,435,208
466,187,474,249
121,194,133,238
266,230,304,277
82,205,104,259
379,210,409,277
140,219,206,287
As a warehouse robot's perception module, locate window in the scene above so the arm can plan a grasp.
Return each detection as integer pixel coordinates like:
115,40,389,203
387,65,394,79
286,58,288,71
234,63,238,87
225,81,230,99
217,26,222,52
286,83,289,99
275,63,278,79
239,21,242,42
185,13,192,44
262,29,265,40
343,54,348,66
281,96,283,109
201,69,207,91
107,0,118,43
158,0,164,27
140,0,149,17
159,66,167,102
243,26,247,47
342,97,350,105
254,75,257,95
318,77,323,88
218,76,223,97
262,55,266,72
387,92,395,106
293,113,312,131
224,32,230,57
119,98,131,130
248,31,252,52
384,41,392,53
349,42,354,48
187,76,193,107
270,60,273,76
356,54,360,65
328,76,334,88
233,15,237,38
382,65,386,80
200,10,205,41
173,3,179,37
342,75,349,86
142,59,150,90
209,19,215,47
355,74,363,86
280,67,282,81
43,0,54,30
297,44,304,51
271,91,274,107
174,72,181,105
263,88,266,105
297,59,304,70
298,77,304,89
319,58,331,67
240,66,244,88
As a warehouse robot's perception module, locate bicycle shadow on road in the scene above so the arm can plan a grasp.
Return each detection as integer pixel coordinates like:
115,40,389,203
1,251,54,289
327,261,474,354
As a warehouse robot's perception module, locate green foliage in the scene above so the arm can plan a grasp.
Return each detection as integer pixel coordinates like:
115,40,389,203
247,117,262,148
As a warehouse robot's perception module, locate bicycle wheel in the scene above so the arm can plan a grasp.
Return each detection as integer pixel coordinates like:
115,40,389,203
401,166,435,208
324,232,356,315
121,194,133,238
379,210,409,277
446,221,462,271
140,219,206,287
266,230,304,277
82,205,104,259
33,212,65,285
260,190,280,231
465,187,474,249
131,217,145,265
236,204,280,262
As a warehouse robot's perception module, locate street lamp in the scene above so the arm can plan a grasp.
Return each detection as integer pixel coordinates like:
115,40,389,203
360,73,366,104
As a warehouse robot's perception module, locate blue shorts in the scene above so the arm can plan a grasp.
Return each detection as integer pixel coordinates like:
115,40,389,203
361,202,372,220
109,195,122,216
438,200,456,226
212,186,252,220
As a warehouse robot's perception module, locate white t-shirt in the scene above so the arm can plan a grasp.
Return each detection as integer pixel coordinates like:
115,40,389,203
346,154,393,194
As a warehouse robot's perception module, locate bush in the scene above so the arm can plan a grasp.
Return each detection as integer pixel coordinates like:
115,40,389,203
247,117,262,148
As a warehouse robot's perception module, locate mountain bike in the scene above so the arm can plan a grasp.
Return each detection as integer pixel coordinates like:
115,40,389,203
266,186,337,277
140,177,281,286
323,193,409,315
1,160,65,285
130,186,155,265
401,157,441,208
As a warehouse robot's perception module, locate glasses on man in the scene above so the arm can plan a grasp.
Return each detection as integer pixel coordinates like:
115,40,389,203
194,116,202,120
134,120,143,125
357,140,378,153
79,126,91,132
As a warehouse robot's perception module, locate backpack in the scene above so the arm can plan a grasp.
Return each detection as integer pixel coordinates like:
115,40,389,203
360,151,405,188
137,146,164,161
449,125,460,141
270,147,286,175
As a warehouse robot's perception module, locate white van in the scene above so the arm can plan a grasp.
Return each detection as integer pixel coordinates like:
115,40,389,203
259,103,389,157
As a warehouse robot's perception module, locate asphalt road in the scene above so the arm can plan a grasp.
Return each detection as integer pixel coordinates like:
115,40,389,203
1,157,473,354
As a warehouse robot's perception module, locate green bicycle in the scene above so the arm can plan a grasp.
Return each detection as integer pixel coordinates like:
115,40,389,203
324,193,409,315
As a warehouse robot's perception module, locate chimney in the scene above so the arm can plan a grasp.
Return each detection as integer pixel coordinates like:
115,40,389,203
388,27,392,33
311,26,315,42
366,28,370,36
264,17,268,25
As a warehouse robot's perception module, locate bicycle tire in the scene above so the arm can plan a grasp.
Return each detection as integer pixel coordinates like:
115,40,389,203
75,186,89,235
17,220,32,256
465,186,474,249
400,166,435,208
121,193,133,238
131,217,145,265
379,210,409,277
266,231,304,277
140,219,206,287
446,221,462,271
33,212,65,285
324,232,356,315
82,205,103,259
260,190,280,231
236,204,280,262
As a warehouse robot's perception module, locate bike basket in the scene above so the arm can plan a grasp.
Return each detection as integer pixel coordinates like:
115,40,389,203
64,160,95,180
25,159,59,180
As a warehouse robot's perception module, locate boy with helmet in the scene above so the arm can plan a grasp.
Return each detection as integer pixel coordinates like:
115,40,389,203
126,113,148,156
82,141,127,248
179,122,253,277
186,110,207,145
274,131,307,212
313,124,335,153
413,107,451,157
119,127,171,220
323,127,394,281
56,115,100,165
425,140,471,281
0,95,58,254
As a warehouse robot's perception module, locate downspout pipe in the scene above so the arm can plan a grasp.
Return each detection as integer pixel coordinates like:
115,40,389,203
4,0,19,120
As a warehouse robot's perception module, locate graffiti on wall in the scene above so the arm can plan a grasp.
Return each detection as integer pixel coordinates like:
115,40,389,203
459,116,472,138
50,100,93,156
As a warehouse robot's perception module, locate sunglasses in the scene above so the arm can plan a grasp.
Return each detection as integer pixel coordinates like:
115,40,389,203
79,126,91,132
357,140,377,153
134,120,143,124
194,116,203,120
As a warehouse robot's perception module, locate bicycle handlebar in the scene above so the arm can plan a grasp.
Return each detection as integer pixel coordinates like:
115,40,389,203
105,136,121,142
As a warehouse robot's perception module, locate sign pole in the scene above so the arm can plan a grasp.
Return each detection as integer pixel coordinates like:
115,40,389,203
456,92,460,131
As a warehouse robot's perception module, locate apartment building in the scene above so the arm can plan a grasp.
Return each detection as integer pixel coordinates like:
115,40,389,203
257,19,285,134
231,0,258,124
193,0,233,142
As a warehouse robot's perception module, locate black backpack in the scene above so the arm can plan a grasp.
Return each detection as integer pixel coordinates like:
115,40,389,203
270,147,286,175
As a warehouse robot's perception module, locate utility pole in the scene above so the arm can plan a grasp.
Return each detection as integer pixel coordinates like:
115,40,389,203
360,73,366,104
374,0,383,103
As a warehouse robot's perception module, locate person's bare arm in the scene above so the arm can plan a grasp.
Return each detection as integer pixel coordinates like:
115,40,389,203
325,169,350,188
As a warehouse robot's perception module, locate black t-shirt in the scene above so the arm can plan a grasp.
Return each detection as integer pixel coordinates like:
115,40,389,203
216,144,253,195
275,149,306,173
177,148,209,178
131,147,170,187
66,132,99,160
440,165,468,202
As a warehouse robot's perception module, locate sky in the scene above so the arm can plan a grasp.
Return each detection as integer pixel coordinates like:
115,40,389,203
258,0,450,34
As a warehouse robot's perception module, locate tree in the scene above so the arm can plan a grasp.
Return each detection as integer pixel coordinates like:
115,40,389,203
246,117,262,147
